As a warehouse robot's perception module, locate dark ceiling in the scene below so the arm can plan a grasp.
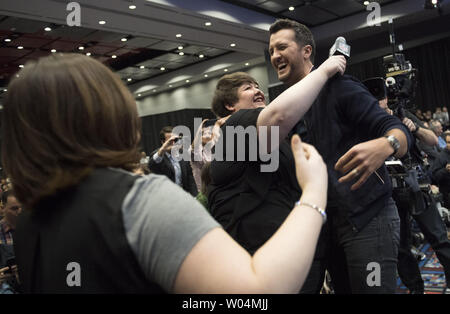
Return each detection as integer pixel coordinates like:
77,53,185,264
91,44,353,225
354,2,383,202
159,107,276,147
220,0,400,26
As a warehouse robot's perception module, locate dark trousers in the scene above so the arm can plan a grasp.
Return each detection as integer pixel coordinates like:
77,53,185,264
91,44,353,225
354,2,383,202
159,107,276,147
300,198,400,294
396,195,450,291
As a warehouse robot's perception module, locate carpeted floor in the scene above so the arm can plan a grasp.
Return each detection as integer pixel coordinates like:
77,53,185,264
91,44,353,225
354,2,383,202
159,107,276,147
396,243,449,294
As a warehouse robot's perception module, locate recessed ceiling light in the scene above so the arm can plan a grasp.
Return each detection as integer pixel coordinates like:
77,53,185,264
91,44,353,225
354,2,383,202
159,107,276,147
245,62,250,66
169,85,173,88
78,46,84,50
4,38,11,42
111,55,117,59
86,52,91,56
19,65,24,68
51,49,57,53
364,1,370,5
176,34,182,38
17,46,24,50
205,22,212,26
178,46,183,50
289,6,295,11
140,65,145,69
204,74,208,78
129,5,137,10
160,67,165,71
137,93,141,97
230,43,236,47
224,69,228,72
99,20,106,25
199,54,204,58
3,89,7,92
121,38,128,42
44,27,52,32
179,52,184,56
153,89,157,92
186,79,190,83
127,78,132,82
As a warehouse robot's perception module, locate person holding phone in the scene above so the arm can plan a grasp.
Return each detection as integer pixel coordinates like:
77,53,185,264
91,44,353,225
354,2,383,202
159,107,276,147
149,126,198,196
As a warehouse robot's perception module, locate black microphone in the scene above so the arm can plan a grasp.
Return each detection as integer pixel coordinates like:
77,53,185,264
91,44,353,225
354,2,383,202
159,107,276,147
329,36,351,59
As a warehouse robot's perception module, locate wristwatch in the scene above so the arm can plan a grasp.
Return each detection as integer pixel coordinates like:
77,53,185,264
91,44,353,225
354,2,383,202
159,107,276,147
384,135,400,156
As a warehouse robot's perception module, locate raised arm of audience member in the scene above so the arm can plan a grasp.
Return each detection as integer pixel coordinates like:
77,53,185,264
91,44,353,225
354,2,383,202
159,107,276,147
257,55,346,147
174,135,327,293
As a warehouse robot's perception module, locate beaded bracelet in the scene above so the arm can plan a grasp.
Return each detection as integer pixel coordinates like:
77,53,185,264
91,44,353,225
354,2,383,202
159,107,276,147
295,201,327,224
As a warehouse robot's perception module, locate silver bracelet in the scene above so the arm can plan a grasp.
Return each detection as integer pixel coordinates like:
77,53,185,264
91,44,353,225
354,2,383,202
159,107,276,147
295,201,327,224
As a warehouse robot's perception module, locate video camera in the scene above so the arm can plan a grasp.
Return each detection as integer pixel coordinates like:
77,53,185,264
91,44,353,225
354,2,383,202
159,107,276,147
383,53,418,111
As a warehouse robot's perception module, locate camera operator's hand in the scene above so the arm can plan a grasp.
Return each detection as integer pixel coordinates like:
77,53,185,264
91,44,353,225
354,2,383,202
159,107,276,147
335,138,393,191
291,135,327,208
402,117,417,133
158,134,180,156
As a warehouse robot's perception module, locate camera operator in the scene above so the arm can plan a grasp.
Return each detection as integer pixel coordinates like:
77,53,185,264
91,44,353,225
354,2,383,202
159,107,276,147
378,96,450,294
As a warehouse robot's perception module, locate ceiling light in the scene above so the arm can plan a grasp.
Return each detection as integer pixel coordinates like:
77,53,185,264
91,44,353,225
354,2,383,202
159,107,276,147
160,67,165,71
199,54,204,58
86,52,91,56
230,43,236,47
17,46,24,50
140,65,145,69
44,27,52,32
51,49,57,53
224,69,228,72
99,21,106,25
289,6,295,11
245,62,250,66
178,46,184,50
111,55,117,59
179,52,184,56
186,79,190,83
121,38,128,42
129,5,137,10
19,65,24,68
137,93,141,97
3,89,7,92
176,34,182,38
4,38,11,42
78,46,84,50
127,78,132,82
153,89,157,92
169,85,173,88
363,1,370,5
204,74,208,78
205,22,212,26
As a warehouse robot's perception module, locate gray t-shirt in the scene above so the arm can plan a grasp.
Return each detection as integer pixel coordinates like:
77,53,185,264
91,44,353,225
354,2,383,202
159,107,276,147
121,173,220,292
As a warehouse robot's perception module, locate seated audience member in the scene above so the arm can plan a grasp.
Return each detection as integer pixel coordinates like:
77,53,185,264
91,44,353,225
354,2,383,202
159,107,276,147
0,190,22,294
3,53,330,293
0,190,21,247
419,120,446,164
442,106,449,128
148,126,197,196
415,109,424,121
432,132,450,208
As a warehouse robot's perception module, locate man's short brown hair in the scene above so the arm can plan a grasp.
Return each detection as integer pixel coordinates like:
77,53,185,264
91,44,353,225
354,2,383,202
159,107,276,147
269,18,316,63
211,72,258,118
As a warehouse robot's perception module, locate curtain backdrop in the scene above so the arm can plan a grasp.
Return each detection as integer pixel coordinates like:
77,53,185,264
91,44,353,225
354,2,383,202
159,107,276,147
140,108,216,155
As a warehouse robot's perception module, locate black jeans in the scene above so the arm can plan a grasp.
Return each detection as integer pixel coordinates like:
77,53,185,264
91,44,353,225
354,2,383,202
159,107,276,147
396,196,450,291
300,198,400,294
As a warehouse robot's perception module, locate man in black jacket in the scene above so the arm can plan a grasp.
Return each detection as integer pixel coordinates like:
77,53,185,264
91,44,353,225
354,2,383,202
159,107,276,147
268,19,411,293
148,126,198,197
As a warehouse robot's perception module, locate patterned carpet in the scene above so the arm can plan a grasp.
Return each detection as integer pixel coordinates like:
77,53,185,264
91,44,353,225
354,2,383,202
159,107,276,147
396,243,449,294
